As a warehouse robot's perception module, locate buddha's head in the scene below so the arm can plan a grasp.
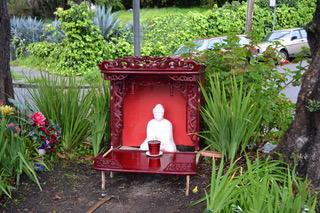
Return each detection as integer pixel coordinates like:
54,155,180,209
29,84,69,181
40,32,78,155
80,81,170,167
153,104,165,121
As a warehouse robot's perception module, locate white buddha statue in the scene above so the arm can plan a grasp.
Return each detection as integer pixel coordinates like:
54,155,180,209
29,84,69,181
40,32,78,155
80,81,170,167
140,104,177,152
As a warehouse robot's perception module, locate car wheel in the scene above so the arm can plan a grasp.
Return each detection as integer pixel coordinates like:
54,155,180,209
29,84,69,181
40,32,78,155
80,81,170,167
279,50,289,60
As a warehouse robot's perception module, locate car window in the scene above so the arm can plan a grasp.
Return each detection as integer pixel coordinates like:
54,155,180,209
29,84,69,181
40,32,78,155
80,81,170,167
292,30,302,39
300,29,307,38
207,38,223,49
264,31,290,41
173,39,206,55
239,37,251,45
196,39,209,51
173,46,191,55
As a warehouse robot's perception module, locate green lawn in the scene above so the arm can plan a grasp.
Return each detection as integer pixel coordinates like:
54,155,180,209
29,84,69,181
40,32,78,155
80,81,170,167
117,7,210,24
11,56,46,72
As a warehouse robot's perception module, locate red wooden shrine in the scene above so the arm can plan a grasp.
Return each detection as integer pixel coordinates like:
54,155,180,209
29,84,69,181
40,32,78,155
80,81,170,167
93,56,205,196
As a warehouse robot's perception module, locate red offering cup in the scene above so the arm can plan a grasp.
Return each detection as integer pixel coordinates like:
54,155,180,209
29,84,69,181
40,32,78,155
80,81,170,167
148,140,160,155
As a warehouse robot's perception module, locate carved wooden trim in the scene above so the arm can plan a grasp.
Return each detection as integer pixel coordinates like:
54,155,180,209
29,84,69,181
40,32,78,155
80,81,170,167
104,74,128,81
187,82,201,150
164,162,193,172
110,80,125,147
168,75,197,82
99,56,203,73
94,157,122,169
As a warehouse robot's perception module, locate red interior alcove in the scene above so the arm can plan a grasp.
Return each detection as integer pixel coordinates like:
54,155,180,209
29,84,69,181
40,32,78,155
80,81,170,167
99,56,204,151
122,75,192,147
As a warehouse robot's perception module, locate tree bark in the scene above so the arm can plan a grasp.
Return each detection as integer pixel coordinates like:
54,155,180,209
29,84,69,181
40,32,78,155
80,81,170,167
0,0,14,104
277,0,320,189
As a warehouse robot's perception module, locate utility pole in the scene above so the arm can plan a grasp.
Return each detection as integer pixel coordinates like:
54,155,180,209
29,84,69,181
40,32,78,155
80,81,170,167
270,0,277,31
133,0,141,56
245,0,254,34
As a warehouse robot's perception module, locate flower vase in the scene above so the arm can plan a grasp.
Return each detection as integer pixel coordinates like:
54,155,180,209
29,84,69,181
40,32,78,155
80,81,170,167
37,148,46,156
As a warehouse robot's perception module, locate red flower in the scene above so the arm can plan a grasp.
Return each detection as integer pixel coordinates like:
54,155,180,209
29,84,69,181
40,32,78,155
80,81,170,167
50,134,57,141
30,112,46,126
39,126,50,135
7,123,16,128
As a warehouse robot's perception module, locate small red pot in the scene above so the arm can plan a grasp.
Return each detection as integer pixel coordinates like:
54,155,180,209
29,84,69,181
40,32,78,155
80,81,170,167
148,140,160,155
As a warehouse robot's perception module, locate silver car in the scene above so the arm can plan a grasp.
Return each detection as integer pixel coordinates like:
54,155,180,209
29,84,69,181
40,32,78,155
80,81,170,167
257,28,309,60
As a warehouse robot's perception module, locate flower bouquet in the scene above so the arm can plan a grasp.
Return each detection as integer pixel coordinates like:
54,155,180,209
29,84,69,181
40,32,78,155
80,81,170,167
0,100,61,155
27,112,61,154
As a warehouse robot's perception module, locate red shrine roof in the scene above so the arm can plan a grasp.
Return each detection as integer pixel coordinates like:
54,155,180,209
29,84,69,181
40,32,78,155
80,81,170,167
99,56,204,74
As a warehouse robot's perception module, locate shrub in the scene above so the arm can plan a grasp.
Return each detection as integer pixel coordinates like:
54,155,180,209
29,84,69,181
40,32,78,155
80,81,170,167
93,0,125,11
27,41,56,58
203,37,295,143
108,34,134,58
142,12,209,55
43,19,64,43
205,4,246,37
53,2,111,75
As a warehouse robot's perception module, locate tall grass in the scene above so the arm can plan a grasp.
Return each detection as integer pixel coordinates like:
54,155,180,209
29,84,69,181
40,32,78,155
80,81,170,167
205,159,240,212
27,74,93,151
201,156,317,212
0,120,41,198
90,80,110,156
201,75,262,161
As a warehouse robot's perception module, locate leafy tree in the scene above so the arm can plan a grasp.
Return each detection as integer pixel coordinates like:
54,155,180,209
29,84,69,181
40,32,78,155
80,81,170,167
0,0,14,104
278,0,320,188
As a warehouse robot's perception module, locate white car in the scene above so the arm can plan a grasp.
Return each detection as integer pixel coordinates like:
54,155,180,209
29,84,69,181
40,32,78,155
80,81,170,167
173,35,252,56
257,28,309,60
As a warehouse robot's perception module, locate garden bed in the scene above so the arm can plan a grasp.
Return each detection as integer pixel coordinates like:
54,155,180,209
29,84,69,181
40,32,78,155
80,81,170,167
0,159,209,212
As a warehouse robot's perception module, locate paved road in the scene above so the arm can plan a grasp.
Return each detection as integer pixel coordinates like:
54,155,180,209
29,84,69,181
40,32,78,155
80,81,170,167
278,60,309,103
11,66,43,106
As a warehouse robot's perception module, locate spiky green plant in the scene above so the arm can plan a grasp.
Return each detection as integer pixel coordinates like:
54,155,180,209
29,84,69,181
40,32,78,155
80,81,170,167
201,75,262,161
236,156,317,213
199,156,317,213
0,120,41,198
205,158,240,212
10,16,44,44
27,74,93,151
90,80,110,156
93,5,120,39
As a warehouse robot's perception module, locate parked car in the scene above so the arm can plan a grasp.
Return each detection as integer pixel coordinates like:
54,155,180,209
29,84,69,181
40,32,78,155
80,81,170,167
173,35,252,56
256,28,309,60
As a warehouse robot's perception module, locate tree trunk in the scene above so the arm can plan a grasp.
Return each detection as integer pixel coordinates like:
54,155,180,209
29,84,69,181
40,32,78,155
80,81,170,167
0,0,14,104
277,0,320,189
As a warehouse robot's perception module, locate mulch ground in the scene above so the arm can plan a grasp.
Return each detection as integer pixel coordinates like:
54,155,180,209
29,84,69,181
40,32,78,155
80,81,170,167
0,158,211,213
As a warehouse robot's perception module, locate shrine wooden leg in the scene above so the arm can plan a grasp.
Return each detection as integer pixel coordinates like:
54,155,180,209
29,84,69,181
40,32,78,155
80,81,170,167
110,172,114,178
101,171,106,197
185,175,190,196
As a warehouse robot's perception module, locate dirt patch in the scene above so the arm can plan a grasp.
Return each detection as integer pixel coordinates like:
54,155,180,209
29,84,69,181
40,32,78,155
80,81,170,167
0,159,210,213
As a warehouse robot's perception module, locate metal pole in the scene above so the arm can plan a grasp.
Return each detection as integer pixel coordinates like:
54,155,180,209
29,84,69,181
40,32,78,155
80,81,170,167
133,0,141,56
272,5,277,31
245,0,254,34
